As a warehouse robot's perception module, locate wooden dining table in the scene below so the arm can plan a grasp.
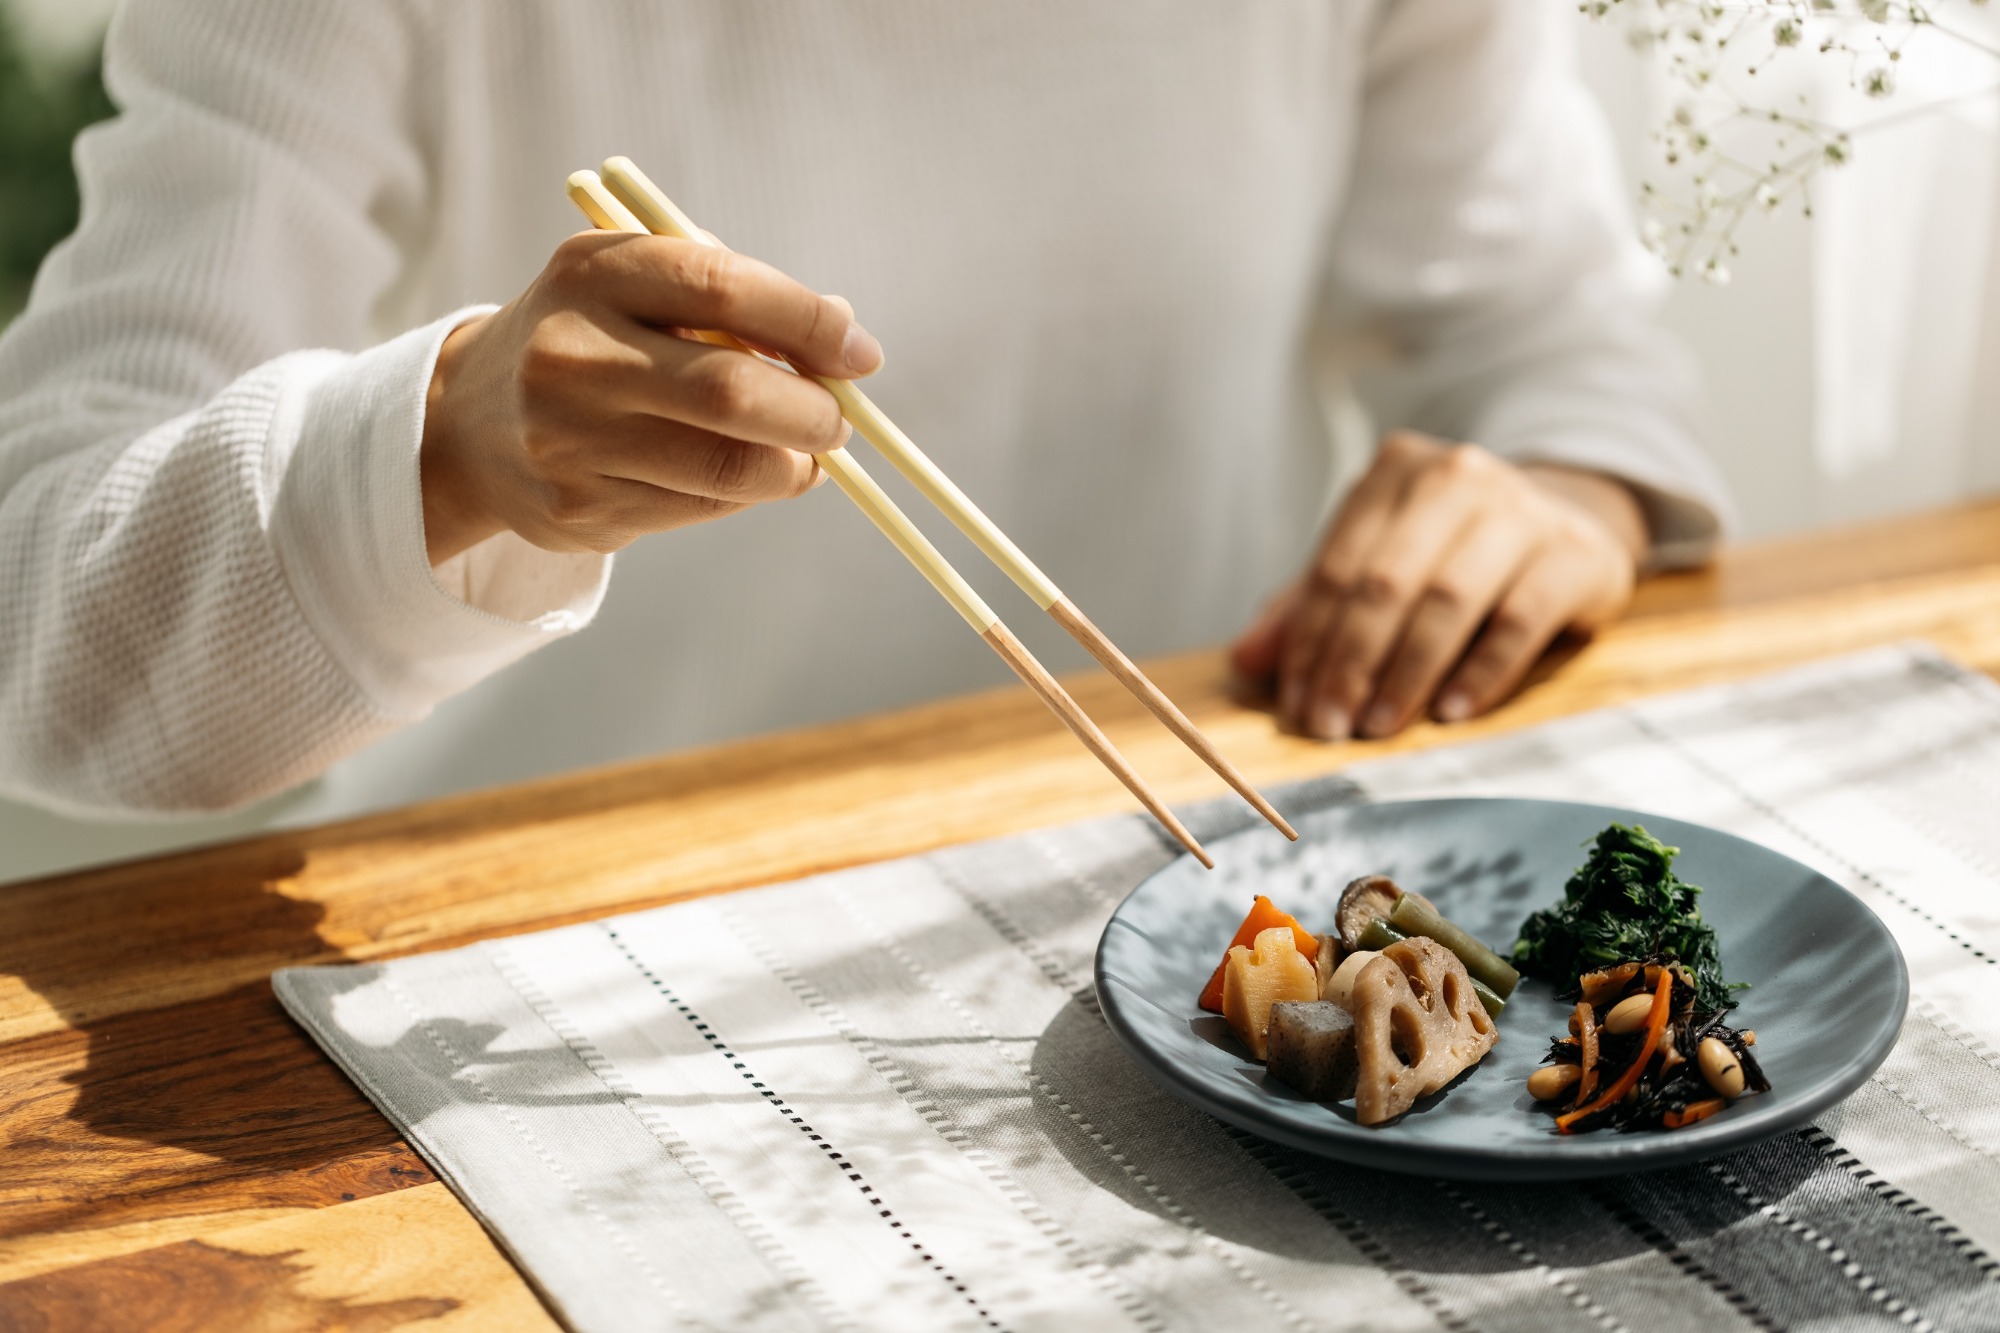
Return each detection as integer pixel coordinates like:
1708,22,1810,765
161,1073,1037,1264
3,497,2000,1329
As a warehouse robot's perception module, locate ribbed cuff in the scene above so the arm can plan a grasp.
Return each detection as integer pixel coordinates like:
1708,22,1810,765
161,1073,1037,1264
268,309,611,720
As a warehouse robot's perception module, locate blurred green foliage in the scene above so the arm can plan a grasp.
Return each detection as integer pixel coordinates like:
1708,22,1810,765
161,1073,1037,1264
0,15,115,324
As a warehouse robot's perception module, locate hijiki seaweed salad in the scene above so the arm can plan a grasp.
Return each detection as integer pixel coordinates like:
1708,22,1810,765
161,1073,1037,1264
1511,825,1770,1133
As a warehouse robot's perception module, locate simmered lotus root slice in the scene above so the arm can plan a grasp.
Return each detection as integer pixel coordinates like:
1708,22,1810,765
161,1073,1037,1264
1351,937,1499,1126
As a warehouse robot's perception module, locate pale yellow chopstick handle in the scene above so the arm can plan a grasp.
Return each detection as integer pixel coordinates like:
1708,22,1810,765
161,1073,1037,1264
566,172,999,635
599,157,1064,610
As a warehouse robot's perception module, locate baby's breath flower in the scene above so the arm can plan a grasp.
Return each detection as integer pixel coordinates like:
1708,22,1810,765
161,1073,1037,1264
1608,0,1979,280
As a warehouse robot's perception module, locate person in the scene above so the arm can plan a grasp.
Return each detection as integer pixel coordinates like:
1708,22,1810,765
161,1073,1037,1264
0,0,1726,846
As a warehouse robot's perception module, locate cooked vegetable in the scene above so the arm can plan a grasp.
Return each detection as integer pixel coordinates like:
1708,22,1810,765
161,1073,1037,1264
1266,1001,1359,1101
1221,926,1319,1060
1335,876,1402,949
1573,1001,1599,1104
1313,933,1345,1000
1513,824,1735,1012
1557,968,1674,1133
1351,938,1499,1126
1323,949,1380,1011
1357,916,1508,1016
1199,897,1319,1013
1662,1098,1727,1129
1356,917,1405,952
1389,893,1520,997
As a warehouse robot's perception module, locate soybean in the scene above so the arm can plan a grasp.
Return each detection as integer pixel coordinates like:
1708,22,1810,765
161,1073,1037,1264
1604,993,1655,1035
1526,1063,1582,1102
1699,1036,1746,1099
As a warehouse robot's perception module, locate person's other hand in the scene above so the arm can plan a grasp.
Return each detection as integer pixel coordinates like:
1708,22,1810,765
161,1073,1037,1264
418,230,883,564
1229,432,1647,740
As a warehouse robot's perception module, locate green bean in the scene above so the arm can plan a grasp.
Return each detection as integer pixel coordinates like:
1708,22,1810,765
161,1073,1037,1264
1389,895,1521,998
1358,916,1506,1016
1356,917,1406,952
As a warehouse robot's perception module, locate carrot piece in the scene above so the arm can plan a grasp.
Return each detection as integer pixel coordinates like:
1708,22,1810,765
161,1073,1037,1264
1198,897,1319,1012
1556,967,1673,1134
1574,1001,1599,1105
1663,1098,1727,1130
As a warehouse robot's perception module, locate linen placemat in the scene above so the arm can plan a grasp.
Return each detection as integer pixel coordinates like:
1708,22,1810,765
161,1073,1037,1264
277,643,2000,1332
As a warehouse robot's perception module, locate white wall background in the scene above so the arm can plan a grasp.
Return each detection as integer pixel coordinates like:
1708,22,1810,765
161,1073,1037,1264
1,1,1994,883
1574,9,2000,538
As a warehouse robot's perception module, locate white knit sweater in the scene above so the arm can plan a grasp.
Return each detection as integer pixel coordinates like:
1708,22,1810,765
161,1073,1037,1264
0,0,1726,860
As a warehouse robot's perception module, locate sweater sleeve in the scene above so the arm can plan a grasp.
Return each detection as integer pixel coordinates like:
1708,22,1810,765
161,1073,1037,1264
0,0,608,818
1329,0,1732,567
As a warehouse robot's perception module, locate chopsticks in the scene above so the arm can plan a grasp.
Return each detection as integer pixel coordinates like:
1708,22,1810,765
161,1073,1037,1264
567,160,1297,861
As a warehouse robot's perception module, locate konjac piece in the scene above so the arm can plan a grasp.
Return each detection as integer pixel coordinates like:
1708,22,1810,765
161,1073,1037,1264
1266,1000,1359,1101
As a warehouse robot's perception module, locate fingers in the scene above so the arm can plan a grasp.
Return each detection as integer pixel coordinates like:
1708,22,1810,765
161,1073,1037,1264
556,231,882,379
1292,443,1495,737
1276,435,1438,733
1358,513,1538,736
1432,546,1610,722
591,417,824,505
1266,435,1643,740
522,315,853,457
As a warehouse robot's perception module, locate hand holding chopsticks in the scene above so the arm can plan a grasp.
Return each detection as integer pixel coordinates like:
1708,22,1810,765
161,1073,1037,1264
568,159,1298,862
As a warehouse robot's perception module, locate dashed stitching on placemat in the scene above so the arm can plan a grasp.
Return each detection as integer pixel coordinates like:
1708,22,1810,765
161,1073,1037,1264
376,972,699,1327
1433,1183,1629,1333
1914,996,2000,1079
1222,1128,1479,1333
1580,1182,1784,1331
484,941,857,1332
1798,1128,2000,1279
1704,1156,1936,1330
1866,1072,2000,1168
945,840,1473,1333
1625,711,1997,972
711,899,1169,1333
832,876,1325,1333
601,924,1010,1333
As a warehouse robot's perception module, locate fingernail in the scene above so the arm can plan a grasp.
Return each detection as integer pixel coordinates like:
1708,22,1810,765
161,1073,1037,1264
1435,691,1472,723
841,323,883,375
1360,702,1397,737
1309,703,1351,741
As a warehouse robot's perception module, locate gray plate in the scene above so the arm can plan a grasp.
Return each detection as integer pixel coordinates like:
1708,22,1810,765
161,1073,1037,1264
1094,797,1907,1181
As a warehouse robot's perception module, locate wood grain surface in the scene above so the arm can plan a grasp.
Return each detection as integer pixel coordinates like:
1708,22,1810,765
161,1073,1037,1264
3,498,1998,1329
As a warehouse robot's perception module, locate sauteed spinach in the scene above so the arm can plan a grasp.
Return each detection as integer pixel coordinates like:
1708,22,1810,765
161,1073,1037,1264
1512,824,1736,1012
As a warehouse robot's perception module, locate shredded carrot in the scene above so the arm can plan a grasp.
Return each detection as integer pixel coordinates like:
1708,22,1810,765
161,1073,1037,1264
1574,1001,1599,1105
1198,896,1319,1012
1663,1098,1727,1130
1556,967,1674,1134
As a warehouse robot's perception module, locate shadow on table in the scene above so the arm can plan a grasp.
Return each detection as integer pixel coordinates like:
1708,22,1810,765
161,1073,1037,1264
0,847,435,1245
